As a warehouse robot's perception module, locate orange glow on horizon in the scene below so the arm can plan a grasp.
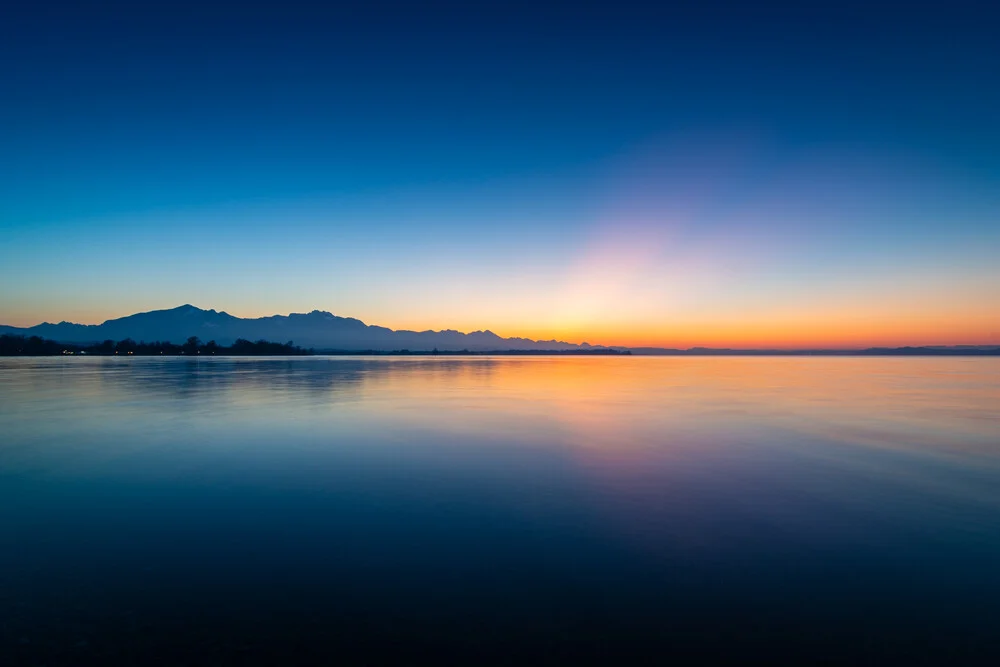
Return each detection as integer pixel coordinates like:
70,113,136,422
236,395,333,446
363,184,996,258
2,304,997,350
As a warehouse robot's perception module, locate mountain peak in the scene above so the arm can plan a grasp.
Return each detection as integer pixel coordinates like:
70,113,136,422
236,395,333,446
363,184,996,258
2,306,586,351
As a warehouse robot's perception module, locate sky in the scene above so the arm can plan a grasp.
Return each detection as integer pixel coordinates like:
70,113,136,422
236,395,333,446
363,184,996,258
2,0,998,348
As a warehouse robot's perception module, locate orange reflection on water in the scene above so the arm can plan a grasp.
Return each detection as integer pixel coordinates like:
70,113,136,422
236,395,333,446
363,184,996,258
368,356,1000,454
3,356,999,554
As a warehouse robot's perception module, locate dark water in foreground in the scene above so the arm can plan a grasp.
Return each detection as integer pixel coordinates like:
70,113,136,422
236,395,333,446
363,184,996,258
1,356,999,664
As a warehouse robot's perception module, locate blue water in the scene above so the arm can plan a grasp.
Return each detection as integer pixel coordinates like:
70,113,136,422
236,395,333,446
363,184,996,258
2,356,999,664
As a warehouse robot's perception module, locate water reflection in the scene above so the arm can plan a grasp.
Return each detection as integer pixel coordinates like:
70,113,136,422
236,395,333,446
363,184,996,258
1,356,999,663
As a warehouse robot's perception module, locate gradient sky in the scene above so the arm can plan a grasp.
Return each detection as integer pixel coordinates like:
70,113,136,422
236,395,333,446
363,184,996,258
2,1,998,347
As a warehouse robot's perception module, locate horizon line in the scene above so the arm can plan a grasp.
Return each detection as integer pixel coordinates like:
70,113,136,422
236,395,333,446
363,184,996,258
2,303,998,352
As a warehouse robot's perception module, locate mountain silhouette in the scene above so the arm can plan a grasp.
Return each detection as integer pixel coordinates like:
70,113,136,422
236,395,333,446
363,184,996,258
0,305,597,352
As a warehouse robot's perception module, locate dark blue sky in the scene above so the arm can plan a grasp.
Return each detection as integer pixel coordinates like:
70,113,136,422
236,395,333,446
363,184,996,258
2,1,998,345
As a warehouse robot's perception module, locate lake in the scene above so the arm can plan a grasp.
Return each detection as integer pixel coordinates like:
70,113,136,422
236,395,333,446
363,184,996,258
2,356,999,664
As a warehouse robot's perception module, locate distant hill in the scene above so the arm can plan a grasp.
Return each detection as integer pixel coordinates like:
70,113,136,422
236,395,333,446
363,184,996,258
0,305,602,352
2,306,997,355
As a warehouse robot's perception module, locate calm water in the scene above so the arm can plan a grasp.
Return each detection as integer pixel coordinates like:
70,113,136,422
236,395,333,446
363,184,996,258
2,356,999,664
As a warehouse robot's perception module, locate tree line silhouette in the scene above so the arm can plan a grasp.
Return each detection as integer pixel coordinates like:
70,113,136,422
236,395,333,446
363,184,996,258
0,335,311,356
0,334,634,356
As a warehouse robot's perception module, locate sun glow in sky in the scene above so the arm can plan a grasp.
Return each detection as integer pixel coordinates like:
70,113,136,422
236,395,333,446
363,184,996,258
1,2,998,347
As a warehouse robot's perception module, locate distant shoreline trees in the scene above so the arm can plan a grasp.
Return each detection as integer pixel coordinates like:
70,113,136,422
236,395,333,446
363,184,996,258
0,334,311,356
0,334,633,356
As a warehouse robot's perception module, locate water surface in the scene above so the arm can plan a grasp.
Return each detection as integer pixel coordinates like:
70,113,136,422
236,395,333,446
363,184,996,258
2,357,999,664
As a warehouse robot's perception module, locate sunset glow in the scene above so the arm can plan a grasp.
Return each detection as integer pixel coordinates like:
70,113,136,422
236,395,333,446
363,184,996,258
2,3,997,349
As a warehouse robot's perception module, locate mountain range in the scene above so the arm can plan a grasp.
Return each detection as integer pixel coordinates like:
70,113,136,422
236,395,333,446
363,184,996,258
0,305,601,352
3,305,999,355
